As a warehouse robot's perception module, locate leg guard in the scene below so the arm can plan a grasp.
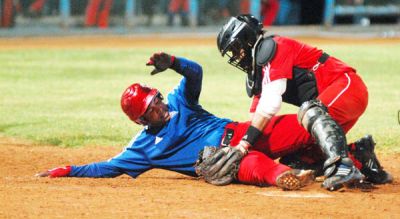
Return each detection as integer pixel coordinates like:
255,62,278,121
298,100,348,177
298,100,364,191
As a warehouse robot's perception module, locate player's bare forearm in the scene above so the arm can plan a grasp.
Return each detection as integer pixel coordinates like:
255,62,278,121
250,112,271,134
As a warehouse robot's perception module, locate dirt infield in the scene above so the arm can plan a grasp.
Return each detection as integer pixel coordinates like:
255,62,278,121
1,35,399,218
1,136,399,218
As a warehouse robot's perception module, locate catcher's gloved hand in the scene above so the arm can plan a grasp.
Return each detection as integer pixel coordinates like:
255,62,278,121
146,52,175,75
195,144,248,186
35,166,71,178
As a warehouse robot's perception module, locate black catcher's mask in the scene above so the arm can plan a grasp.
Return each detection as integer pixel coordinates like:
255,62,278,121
217,14,263,74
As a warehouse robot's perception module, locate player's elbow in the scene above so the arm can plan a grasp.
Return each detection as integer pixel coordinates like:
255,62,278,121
256,94,282,118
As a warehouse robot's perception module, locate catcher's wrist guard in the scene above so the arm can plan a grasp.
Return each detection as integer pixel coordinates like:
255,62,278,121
242,125,262,146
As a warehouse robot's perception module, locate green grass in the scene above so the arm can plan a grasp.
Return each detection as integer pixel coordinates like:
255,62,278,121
0,42,399,152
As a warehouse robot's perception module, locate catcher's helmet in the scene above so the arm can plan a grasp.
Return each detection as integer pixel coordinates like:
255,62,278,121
121,83,159,125
217,14,263,73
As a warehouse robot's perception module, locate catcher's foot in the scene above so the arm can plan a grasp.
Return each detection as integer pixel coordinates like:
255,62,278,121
351,135,393,184
276,169,315,191
322,159,364,191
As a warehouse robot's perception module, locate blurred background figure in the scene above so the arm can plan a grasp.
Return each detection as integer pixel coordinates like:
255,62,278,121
1,0,398,29
28,0,46,17
1,0,16,28
26,0,59,17
167,0,189,26
300,0,324,24
202,0,239,24
142,0,158,26
85,0,114,28
197,0,207,26
261,0,280,26
274,0,301,25
352,0,368,25
218,0,240,19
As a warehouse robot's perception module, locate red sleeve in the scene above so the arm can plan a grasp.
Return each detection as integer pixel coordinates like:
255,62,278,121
265,36,297,82
249,95,260,113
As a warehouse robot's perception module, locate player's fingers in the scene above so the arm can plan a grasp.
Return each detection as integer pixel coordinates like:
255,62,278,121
146,55,156,65
35,171,50,177
150,68,161,75
206,155,228,177
203,149,225,165
207,174,234,186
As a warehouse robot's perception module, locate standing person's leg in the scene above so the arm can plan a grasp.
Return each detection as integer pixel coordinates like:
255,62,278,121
168,0,180,26
179,0,189,26
97,0,113,28
142,0,157,26
275,0,291,25
261,0,279,26
2,0,14,27
85,0,101,27
239,0,249,14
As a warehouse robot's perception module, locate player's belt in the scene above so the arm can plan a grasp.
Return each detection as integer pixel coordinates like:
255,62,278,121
312,52,330,71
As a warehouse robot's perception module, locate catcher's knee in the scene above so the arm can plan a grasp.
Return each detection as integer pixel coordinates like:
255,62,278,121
297,99,328,131
298,100,350,178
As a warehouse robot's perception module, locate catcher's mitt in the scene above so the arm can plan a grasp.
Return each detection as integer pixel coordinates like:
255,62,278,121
195,146,244,186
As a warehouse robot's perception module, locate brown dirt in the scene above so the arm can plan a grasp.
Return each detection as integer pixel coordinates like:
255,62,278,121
1,36,399,218
1,137,399,218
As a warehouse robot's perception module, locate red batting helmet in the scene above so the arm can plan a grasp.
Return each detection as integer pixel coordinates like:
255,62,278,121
121,83,159,125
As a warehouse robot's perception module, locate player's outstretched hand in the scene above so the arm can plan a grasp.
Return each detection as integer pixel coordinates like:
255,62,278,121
146,52,175,75
35,166,71,178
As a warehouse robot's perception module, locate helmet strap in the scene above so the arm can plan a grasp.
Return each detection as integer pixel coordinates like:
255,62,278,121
245,35,264,97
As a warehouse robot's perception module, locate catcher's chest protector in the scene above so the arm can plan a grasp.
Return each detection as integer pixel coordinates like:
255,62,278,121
247,36,277,97
282,53,330,107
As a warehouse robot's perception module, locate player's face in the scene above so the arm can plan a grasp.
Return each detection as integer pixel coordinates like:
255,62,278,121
226,44,245,62
142,94,170,127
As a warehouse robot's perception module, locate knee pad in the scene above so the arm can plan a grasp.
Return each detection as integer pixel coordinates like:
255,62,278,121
297,99,328,131
298,100,348,177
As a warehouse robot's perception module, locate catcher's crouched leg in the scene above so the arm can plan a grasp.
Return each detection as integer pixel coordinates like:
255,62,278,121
298,100,364,191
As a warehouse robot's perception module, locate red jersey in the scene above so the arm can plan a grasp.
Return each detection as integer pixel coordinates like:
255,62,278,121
250,36,356,112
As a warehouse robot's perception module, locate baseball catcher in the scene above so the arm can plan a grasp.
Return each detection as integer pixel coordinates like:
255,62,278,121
210,14,392,191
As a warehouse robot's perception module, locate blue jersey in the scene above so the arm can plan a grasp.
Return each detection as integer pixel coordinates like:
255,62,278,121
69,57,232,178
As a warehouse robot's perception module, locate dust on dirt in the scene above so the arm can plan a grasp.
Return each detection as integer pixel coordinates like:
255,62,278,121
0,137,399,218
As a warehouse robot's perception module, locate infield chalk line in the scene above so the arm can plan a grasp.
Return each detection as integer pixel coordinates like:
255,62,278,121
257,191,333,199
